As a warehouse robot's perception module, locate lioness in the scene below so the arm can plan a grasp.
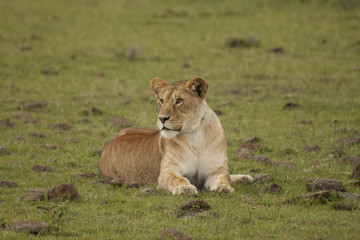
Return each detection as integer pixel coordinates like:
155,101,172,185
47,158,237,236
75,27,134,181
99,77,253,195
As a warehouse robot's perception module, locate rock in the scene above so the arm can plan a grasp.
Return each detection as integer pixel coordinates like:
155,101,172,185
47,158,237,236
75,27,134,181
0,119,14,128
20,188,46,201
284,190,331,204
181,62,190,68
343,156,360,165
8,221,49,235
264,183,283,194
253,174,272,182
20,45,32,51
241,144,262,152
82,107,103,116
181,200,211,212
51,122,72,131
233,148,253,159
304,145,321,152
28,132,46,138
348,180,360,187
300,119,311,124
352,163,360,179
283,102,299,109
160,227,191,240
106,117,133,128
252,155,271,163
334,137,360,146
24,102,47,110
72,172,97,179
0,181,17,188
41,143,60,149
32,164,54,172
0,146,10,155
271,47,284,53
333,202,358,211
47,184,79,201
242,137,260,144
337,192,360,202
306,178,348,192
213,109,223,116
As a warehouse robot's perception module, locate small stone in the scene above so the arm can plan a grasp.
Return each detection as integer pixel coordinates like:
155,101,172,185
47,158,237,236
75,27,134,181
233,148,253,159
305,178,348,192
20,45,32,51
343,156,360,165
0,119,14,128
51,122,72,131
283,102,299,109
8,221,49,235
24,102,47,110
300,119,311,124
47,184,79,201
160,227,191,240
242,137,260,144
271,47,283,53
20,188,46,201
32,164,54,172
181,200,211,212
352,163,360,179
284,190,331,204
41,143,60,149
304,145,322,152
28,132,46,138
0,146,10,155
72,172,97,179
213,109,223,116
337,192,360,202
92,149,102,156
241,144,262,152
334,138,360,146
333,202,358,211
264,183,283,194
0,181,17,188
253,174,272,182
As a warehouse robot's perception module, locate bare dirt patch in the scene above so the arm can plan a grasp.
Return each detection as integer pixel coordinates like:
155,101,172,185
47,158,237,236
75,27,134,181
32,164,54,172
304,145,322,152
306,178,348,192
50,122,72,131
47,184,79,201
0,181,17,188
20,188,46,201
8,221,49,235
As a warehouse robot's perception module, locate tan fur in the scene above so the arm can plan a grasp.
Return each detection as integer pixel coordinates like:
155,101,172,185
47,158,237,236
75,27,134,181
99,77,253,195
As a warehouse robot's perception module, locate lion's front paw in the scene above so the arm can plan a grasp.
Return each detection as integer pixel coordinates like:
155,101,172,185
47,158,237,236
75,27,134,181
211,184,234,194
230,174,254,184
172,184,198,196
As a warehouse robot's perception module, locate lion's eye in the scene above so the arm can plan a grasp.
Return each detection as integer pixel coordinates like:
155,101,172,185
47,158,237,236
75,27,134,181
176,98,183,104
159,99,164,104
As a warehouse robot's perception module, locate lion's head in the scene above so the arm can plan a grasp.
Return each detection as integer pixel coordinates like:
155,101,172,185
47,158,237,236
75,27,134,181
150,77,208,139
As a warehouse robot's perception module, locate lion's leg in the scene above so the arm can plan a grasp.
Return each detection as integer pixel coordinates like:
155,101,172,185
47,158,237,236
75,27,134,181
230,174,254,184
158,170,198,196
205,167,234,194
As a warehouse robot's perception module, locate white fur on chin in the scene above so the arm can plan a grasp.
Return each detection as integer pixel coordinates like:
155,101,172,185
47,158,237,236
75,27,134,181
160,130,180,139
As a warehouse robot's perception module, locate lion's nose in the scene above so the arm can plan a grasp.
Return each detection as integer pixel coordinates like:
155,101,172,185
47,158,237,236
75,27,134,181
158,116,170,123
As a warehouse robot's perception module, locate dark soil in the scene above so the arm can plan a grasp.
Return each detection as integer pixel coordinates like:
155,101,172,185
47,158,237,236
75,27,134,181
283,102,299,109
47,184,79,201
304,145,322,152
28,132,46,138
334,137,360,146
284,190,331,204
306,178,348,192
0,181,17,188
181,200,211,212
50,122,72,131
0,119,14,128
264,183,283,194
23,102,47,110
20,188,46,201
8,221,49,235
32,164,54,172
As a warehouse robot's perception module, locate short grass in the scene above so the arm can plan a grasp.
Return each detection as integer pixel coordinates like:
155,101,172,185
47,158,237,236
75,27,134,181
1,0,360,239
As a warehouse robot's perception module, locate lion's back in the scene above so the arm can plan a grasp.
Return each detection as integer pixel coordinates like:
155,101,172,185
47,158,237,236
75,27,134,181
99,127,163,184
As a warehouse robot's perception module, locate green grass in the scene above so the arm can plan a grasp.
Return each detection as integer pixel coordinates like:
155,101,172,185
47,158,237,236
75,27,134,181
1,0,360,239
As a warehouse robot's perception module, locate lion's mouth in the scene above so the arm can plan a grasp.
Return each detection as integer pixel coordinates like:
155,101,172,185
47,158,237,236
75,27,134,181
161,126,182,132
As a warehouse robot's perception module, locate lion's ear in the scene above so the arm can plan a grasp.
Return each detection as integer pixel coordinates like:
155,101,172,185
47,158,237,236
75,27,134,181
186,76,208,99
150,77,168,96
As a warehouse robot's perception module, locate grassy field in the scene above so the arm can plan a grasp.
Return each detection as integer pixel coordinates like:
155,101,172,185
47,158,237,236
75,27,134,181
1,0,360,239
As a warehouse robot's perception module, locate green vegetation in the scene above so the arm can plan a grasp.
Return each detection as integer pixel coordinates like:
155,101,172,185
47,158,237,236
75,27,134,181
1,0,359,239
